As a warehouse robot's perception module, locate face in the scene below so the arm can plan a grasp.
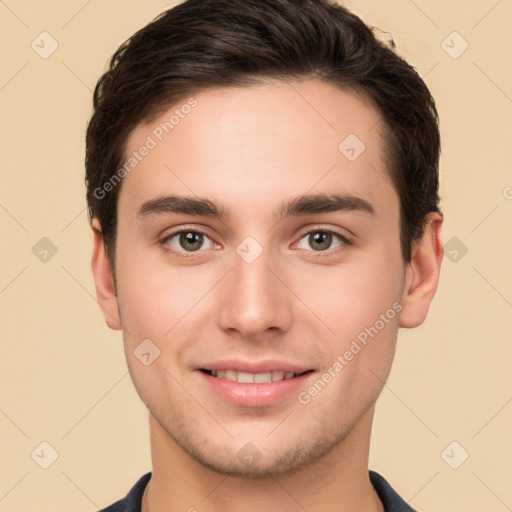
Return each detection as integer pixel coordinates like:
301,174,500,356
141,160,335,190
101,80,411,476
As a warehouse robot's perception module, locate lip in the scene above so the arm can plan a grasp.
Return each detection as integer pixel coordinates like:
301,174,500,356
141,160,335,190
196,360,315,408
198,359,312,374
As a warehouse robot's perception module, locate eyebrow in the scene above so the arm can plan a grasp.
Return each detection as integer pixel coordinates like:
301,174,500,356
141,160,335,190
137,195,228,219
137,192,375,220
279,193,375,217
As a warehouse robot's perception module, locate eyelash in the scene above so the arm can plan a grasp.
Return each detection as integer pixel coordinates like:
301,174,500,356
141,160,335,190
293,228,353,257
159,226,215,258
159,226,353,257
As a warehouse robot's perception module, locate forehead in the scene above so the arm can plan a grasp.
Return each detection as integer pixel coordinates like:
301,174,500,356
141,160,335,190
119,80,397,222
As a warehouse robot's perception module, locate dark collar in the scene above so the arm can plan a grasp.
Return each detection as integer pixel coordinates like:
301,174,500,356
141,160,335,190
100,470,416,512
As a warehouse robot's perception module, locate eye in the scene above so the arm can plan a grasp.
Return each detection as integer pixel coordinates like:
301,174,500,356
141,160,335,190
296,230,349,252
163,230,216,252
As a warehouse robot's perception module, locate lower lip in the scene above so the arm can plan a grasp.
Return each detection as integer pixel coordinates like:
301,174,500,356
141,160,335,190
198,371,315,408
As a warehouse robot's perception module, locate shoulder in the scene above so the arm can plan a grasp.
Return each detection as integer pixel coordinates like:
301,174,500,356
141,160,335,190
98,470,414,511
99,472,152,512
369,471,417,512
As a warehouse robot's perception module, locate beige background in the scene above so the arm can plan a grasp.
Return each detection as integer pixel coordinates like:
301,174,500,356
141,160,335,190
1,0,511,511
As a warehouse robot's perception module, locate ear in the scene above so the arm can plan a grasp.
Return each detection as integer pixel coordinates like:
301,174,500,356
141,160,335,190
399,212,444,328
90,219,122,330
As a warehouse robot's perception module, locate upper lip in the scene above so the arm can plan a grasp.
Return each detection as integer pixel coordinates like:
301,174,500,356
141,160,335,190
198,359,313,374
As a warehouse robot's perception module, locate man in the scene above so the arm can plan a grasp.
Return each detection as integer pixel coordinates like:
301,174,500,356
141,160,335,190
86,0,444,510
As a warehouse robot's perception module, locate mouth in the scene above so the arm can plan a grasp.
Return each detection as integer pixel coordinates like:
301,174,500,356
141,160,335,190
196,360,316,407
199,368,314,383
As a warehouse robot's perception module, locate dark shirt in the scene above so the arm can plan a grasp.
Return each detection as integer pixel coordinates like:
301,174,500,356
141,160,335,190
100,470,416,512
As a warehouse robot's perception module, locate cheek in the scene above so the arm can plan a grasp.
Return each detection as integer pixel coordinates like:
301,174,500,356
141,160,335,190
291,245,404,401
298,268,401,413
114,240,219,343
114,234,169,340
293,249,404,339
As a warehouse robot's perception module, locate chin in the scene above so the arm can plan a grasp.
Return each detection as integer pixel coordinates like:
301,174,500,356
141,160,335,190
159,413,350,479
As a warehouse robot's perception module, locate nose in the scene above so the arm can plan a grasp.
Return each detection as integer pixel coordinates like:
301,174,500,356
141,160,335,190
217,246,292,341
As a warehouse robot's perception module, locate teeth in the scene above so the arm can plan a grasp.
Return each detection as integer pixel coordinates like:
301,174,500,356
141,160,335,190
237,371,254,383
225,370,237,381
254,372,272,383
271,371,284,381
209,370,297,383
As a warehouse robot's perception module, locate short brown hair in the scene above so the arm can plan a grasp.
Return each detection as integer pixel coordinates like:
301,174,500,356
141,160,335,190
85,0,441,264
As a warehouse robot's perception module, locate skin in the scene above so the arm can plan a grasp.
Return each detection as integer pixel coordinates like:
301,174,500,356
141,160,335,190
91,80,443,512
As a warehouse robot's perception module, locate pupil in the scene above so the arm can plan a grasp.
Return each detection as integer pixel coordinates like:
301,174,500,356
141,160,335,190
310,232,331,251
181,232,203,251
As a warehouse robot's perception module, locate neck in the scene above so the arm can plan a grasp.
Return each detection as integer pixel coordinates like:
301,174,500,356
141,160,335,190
142,408,384,512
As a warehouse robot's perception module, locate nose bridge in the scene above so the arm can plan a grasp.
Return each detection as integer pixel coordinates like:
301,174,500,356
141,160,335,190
218,244,291,337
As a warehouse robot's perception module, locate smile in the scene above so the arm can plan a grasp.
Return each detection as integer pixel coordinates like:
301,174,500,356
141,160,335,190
198,368,316,407
201,369,310,383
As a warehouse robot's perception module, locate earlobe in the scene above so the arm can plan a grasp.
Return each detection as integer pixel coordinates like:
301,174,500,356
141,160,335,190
399,213,444,328
90,219,122,330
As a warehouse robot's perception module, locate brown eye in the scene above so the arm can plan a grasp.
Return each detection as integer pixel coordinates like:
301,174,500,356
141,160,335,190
179,232,204,251
308,232,332,251
296,231,347,252
164,230,215,253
